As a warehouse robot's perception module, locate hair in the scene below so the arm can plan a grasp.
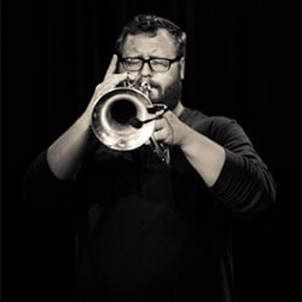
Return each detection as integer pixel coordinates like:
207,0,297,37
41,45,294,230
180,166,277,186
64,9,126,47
115,14,187,58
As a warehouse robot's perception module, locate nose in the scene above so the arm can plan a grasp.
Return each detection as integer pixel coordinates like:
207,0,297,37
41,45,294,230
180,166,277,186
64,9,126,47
140,61,152,77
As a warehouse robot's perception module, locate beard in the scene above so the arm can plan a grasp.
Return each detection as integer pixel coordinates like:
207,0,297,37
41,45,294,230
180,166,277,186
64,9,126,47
140,76,182,111
151,79,182,111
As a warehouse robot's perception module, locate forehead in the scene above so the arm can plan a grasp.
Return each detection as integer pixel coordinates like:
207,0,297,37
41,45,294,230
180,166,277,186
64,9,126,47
121,29,177,58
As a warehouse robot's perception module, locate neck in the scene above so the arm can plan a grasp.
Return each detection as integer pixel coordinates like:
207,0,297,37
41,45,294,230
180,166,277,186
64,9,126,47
173,101,184,117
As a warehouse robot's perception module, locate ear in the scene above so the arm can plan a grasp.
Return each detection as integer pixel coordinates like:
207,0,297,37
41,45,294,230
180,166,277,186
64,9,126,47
179,57,185,80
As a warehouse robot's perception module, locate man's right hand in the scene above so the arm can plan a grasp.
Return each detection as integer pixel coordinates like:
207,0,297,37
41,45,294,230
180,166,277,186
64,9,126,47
47,54,128,180
82,54,128,124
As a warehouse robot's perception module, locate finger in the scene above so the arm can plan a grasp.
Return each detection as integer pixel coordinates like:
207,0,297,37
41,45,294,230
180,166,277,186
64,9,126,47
91,73,128,109
162,115,174,131
144,139,151,146
127,72,137,82
95,73,128,95
153,128,169,142
154,118,167,130
162,110,175,123
109,72,128,87
163,110,173,117
104,54,118,81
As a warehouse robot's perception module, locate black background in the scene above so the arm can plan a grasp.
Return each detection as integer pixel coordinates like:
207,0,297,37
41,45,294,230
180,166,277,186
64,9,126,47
2,0,300,301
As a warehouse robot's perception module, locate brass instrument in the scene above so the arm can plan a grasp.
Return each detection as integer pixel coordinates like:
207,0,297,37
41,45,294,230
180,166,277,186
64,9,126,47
90,79,169,162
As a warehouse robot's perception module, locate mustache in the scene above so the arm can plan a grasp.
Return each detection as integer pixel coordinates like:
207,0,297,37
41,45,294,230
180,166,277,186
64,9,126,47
120,75,163,96
146,80,161,90
138,79,162,92
127,75,161,89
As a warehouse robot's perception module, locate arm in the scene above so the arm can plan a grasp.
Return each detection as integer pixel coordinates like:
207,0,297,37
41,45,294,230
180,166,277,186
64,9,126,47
47,55,127,180
154,113,276,214
154,111,225,186
23,55,127,207
179,124,226,187
205,118,277,214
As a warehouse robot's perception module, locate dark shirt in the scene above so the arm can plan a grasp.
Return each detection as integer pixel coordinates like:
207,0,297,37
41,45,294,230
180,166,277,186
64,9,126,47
23,107,276,302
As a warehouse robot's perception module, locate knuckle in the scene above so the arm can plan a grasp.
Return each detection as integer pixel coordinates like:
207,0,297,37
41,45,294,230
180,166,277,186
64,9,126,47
96,82,104,89
165,112,173,120
154,120,162,129
94,84,104,94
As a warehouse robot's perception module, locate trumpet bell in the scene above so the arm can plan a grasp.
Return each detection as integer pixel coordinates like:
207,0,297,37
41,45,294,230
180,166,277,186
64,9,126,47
91,87,155,151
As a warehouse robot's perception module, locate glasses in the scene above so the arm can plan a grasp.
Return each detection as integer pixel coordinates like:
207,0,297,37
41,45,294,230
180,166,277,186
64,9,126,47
120,56,182,73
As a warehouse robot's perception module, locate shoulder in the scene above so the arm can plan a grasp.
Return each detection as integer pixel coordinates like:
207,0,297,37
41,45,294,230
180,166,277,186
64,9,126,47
180,107,237,134
180,107,251,147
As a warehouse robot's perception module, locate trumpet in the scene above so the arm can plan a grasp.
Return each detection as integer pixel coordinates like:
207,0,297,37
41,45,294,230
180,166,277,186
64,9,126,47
90,78,169,163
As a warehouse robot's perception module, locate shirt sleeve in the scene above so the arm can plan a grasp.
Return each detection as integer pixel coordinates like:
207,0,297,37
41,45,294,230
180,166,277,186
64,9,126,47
206,117,277,215
22,151,76,208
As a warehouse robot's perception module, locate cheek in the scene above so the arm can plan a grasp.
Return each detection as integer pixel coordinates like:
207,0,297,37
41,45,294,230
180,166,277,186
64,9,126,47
152,73,177,88
153,65,180,87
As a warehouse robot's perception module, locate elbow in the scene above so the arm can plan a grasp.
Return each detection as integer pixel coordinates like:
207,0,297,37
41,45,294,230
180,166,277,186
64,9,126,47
233,177,277,215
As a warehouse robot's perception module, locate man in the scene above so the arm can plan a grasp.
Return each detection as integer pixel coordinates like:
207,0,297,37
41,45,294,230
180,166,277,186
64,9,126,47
24,15,276,302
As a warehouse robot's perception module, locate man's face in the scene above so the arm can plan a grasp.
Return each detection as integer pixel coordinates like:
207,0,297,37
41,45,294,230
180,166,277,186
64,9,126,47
118,29,185,110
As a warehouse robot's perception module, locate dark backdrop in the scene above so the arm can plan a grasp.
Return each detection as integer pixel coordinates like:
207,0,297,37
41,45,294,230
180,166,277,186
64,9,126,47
2,0,300,301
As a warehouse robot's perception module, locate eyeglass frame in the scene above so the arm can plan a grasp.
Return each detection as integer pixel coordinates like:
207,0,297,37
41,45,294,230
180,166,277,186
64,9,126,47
118,55,183,73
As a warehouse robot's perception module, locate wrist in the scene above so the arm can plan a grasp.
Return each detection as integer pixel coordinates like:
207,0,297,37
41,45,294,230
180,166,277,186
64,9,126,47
78,111,92,131
178,123,196,149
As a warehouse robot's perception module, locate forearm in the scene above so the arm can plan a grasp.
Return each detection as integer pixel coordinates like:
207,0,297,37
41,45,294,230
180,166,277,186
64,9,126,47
180,126,226,187
179,122,276,214
47,113,92,180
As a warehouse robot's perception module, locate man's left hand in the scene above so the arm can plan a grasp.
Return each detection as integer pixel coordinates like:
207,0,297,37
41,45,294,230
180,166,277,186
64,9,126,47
153,111,191,146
